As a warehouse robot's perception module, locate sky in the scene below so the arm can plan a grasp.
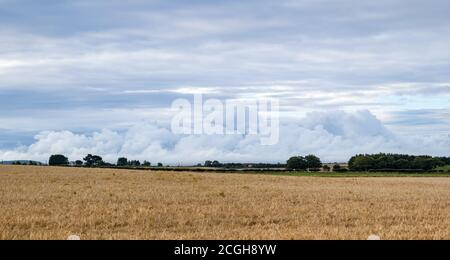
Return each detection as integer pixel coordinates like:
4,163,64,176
1,0,450,164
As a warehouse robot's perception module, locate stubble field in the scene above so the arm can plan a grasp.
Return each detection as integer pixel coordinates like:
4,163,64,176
0,165,449,240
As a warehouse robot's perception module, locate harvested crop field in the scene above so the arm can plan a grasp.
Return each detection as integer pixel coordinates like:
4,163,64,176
0,165,449,240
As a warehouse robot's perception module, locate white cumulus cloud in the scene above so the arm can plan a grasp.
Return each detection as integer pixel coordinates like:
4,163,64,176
1,110,449,164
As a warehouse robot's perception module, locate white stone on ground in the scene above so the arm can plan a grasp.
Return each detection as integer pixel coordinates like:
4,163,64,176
367,235,381,240
67,235,81,240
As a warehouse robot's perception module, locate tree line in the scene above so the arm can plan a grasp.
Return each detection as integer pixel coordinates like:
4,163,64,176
6,161,43,166
348,154,449,171
45,153,450,172
48,154,163,168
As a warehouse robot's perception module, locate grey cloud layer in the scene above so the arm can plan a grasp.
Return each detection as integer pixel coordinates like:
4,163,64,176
2,0,450,89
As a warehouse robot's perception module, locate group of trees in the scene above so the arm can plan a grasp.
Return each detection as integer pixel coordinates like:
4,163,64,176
42,153,450,172
204,160,223,167
83,154,105,167
9,161,43,166
48,154,163,168
203,156,327,171
349,154,447,171
286,153,450,172
117,157,154,167
49,154,105,167
287,155,322,170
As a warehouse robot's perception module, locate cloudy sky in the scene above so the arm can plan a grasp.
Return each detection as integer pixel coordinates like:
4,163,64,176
1,0,450,164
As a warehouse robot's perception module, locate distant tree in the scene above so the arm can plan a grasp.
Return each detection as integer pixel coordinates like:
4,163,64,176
287,156,308,171
93,155,104,166
129,160,141,167
204,160,213,167
332,164,342,172
83,154,93,167
83,154,104,167
375,156,388,169
305,155,322,169
157,162,163,167
75,160,83,166
438,157,450,165
349,156,376,171
49,155,69,166
394,159,410,169
142,161,151,167
413,157,443,171
322,165,331,172
117,157,128,167
434,158,446,168
212,161,222,167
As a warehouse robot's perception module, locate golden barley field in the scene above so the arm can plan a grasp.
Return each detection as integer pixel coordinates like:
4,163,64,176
0,165,449,240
